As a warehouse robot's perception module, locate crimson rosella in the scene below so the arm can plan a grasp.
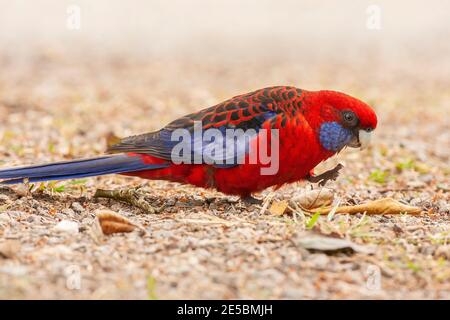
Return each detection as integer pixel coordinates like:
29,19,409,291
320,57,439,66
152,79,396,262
0,86,377,201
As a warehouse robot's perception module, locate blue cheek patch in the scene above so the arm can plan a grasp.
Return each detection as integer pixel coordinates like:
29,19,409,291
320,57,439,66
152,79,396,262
319,122,353,152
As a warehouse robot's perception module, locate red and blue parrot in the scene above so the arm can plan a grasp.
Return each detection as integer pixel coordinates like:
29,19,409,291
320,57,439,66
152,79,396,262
0,86,377,202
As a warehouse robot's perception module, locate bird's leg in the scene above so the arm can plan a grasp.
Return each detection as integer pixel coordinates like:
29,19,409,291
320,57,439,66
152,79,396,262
241,195,263,205
93,187,164,214
306,163,344,187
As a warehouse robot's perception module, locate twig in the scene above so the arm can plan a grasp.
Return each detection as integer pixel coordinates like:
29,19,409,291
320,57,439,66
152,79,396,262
259,192,275,215
94,188,163,214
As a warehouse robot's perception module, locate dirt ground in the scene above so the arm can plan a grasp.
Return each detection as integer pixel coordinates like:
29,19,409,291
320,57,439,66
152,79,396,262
0,43,449,299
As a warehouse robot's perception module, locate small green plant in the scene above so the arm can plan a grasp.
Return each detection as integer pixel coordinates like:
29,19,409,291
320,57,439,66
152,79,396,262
147,276,158,300
306,211,321,229
69,179,88,185
53,185,66,192
10,145,25,156
48,142,56,154
395,158,430,174
0,204,10,213
36,179,87,194
395,159,415,171
406,260,421,273
36,181,66,193
368,169,389,184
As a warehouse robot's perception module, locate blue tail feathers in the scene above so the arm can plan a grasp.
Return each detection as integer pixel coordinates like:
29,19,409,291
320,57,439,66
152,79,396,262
0,154,169,184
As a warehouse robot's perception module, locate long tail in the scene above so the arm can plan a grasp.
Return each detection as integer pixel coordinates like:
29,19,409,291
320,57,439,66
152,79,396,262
0,154,169,184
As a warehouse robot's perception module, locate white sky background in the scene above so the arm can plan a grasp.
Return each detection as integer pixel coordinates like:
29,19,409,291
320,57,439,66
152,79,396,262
0,0,448,60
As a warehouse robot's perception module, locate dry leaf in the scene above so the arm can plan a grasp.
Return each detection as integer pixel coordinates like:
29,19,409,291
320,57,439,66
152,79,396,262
303,198,422,215
291,188,334,209
96,210,141,235
293,232,375,254
105,132,122,149
12,184,30,197
88,218,105,244
0,240,21,259
434,245,450,260
269,200,289,216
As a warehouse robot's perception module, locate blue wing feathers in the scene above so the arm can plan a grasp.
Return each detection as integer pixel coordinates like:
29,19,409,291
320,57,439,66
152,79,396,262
107,110,278,168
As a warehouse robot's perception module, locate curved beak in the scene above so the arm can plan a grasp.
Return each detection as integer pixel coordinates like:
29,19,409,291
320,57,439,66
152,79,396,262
358,129,372,149
347,129,372,149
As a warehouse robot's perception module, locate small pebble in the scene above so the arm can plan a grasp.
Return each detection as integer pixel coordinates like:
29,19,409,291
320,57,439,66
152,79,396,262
434,245,450,260
62,208,75,217
26,215,41,223
71,202,85,213
0,214,11,224
54,220,79,234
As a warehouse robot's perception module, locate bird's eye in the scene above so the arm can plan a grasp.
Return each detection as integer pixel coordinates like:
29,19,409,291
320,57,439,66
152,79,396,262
364,127,373,132
342,111,358,127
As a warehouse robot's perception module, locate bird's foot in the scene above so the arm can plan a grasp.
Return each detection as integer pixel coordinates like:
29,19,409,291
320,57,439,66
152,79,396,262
241,196,263,206
306,163,344,187
93,187,164,214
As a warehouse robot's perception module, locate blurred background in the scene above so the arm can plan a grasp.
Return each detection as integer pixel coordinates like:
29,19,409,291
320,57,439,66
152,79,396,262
1,0,449,57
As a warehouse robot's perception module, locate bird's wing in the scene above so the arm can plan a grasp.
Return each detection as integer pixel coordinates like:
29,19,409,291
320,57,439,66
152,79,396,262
108,87,295,167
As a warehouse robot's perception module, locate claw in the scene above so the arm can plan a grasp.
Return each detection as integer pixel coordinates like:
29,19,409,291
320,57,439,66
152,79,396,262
306,163,344,186
241,196,263,205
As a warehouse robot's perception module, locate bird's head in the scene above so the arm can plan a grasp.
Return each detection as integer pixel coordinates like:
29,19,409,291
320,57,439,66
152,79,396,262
304,90,378,152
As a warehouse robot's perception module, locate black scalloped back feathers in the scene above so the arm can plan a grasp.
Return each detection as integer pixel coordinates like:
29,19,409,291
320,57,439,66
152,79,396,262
107,86,304,165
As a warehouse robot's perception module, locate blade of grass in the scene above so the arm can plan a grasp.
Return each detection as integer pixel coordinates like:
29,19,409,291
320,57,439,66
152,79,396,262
306,211,321,229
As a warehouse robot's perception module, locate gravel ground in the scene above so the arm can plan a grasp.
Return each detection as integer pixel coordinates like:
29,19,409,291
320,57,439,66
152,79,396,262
0,48,448,299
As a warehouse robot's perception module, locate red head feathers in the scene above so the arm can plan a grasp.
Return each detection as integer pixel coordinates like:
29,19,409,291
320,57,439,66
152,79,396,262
302,89,377,150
